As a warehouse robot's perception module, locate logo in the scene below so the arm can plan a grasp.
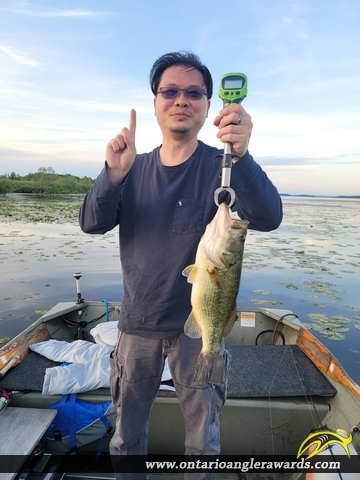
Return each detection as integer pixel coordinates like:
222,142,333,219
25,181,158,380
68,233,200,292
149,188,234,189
297,429,353,460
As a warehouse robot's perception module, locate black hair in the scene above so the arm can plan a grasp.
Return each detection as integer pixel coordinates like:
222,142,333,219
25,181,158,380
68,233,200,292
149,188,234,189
149,51,213,99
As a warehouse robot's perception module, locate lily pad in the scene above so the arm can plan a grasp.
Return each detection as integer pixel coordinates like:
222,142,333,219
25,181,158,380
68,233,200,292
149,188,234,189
279,281,302,290
306,312,351,340
249,298,283,306
308,313,329,322
310,303,326,308
0,336,9,344
320,330,346,341
323,323,349,333
253,290,270,295
329,315,351,324
305,323,325,332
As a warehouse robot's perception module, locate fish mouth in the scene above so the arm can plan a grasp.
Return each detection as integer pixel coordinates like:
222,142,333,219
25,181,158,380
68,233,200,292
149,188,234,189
202,203,248,267
213,203,231,233
215,204,247,235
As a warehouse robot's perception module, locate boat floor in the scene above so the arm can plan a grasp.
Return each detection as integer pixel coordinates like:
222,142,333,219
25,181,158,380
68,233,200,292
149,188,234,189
1,345,336,399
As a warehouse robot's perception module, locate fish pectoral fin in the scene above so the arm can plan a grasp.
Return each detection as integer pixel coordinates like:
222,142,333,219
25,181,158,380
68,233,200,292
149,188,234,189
223,308,237,337
206,266,225,289
182,264,198,284
184,311,202,339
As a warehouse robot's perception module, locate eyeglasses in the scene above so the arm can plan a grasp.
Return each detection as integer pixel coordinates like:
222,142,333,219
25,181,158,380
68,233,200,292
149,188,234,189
157,87,207,100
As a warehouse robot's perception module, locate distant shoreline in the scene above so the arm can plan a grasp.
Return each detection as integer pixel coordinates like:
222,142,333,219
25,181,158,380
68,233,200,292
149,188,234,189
3,192,359,200
280,194,360,199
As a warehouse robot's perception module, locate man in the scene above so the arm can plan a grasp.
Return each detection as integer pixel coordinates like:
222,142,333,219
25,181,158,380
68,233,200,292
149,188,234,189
79,51,282,479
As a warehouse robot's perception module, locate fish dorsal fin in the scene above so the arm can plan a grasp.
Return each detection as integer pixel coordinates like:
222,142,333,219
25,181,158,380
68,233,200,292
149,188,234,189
223,308,237,337
182,264,198,284
207,266,225,289
184,311,202,339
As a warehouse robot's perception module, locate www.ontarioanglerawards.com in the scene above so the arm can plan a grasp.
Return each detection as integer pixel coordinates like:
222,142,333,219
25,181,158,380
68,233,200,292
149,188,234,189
145,457,341,474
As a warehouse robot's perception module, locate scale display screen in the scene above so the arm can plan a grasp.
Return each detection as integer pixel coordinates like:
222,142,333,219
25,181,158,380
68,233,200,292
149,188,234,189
223,77,244,89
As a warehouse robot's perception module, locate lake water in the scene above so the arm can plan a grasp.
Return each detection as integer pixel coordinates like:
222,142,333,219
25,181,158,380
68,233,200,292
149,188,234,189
1,194,359,384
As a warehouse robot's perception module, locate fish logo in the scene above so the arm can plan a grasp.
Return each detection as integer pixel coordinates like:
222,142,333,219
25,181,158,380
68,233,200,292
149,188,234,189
297,428,353,459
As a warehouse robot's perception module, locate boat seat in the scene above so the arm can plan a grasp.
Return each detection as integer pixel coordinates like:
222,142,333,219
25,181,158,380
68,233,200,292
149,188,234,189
225,344,336,397
0,345,336,398
0,407,57,478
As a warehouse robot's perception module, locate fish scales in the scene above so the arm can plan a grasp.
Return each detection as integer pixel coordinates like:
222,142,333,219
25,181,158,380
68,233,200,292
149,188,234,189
182,202,248,385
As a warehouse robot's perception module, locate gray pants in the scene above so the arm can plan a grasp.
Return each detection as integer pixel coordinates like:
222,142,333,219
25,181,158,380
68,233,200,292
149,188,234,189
109,331,229,480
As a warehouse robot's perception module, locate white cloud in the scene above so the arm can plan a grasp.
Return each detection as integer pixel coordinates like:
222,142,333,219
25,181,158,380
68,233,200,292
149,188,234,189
0,0,358,196
0,6,108,18
0,45,41,67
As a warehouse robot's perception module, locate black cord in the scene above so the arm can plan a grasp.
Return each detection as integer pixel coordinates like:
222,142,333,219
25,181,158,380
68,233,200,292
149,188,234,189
62,307,116,340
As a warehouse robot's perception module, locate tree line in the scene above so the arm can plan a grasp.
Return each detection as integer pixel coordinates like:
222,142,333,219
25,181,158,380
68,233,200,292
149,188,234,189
0,167,94,195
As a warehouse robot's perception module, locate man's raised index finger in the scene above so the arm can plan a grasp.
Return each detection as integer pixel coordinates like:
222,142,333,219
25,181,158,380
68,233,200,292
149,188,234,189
129,109,136,135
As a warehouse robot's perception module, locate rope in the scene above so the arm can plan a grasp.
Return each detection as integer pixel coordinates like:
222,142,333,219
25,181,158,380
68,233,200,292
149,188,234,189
264,312,347,480
102,298,109,321
266,308,360,479
0,389,12,413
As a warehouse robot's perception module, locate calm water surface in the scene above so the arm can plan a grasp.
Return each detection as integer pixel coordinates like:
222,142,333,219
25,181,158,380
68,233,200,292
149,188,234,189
1,194,359,383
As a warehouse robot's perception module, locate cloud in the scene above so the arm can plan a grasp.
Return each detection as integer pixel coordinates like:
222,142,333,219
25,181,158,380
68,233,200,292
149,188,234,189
0,45,41,67
256,154,359,168
0,5,107,17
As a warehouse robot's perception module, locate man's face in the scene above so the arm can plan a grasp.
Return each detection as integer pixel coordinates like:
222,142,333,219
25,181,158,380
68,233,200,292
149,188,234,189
154,65,210,140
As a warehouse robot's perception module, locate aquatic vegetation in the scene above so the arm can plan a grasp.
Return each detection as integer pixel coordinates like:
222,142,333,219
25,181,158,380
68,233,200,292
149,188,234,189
306,313,353,340
1,195,359,380
304,281,343,300
249,298,283,306
279,281,302,290
330,315,352,323
0,195,83,224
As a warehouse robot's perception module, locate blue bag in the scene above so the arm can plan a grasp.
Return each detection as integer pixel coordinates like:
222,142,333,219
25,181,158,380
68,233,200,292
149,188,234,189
45,394,117,455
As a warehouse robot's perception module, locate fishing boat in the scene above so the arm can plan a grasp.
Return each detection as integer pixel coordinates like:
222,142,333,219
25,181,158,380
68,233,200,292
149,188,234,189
0,275,359,480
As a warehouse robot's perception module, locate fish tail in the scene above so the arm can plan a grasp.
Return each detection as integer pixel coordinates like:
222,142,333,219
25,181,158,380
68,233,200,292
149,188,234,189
193,352,224,385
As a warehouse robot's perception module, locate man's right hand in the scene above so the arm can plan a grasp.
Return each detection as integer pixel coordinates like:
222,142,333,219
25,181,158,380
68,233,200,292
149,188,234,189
106,109,137,185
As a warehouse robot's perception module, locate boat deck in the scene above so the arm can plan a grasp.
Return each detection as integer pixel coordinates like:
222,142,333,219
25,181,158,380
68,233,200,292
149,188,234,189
0,342,333,476
0,344,336,399
0,407,57,480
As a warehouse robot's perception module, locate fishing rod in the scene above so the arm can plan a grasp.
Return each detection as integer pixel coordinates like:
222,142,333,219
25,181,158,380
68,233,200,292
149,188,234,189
214,73,248,207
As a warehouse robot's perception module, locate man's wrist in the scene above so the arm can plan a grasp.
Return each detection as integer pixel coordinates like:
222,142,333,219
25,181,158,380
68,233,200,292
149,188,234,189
105,163,126,186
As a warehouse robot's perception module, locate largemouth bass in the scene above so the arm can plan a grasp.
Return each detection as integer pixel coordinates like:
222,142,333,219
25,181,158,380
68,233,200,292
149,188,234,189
182,202,248,385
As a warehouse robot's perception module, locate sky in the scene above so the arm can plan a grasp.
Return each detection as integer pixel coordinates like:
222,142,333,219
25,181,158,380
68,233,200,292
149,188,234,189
0,0,359,196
